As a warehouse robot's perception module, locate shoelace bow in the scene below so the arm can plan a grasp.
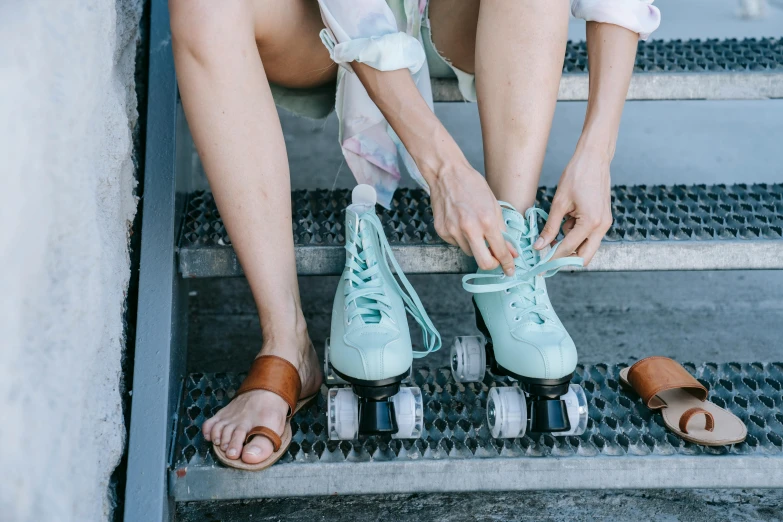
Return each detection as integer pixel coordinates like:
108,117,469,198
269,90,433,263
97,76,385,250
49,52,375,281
344,212,442,358
462,207,583,323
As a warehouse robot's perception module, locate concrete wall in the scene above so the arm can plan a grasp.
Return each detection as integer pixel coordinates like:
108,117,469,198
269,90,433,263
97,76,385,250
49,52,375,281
0,1,142,520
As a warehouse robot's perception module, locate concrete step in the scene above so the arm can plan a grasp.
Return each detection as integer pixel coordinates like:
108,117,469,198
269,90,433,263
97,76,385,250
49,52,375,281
178,183,783,277
170,362,783,500
433,38,783,102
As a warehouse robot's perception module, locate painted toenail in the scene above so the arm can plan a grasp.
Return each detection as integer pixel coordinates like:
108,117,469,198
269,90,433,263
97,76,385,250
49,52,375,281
228,449,238,457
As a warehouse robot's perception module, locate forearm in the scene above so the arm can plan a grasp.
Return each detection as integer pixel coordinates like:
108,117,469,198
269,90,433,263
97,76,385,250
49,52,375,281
352,63,469,183
578,22,638,160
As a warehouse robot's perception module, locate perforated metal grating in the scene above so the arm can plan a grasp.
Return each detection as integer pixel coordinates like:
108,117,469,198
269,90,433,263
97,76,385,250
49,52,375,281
181,184,783,251
173,362,783,473
564,38,783,74
430,38,783,101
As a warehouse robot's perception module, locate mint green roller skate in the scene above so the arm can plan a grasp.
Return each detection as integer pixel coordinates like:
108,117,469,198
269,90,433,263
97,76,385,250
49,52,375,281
325,185,441,440
453,203,588,438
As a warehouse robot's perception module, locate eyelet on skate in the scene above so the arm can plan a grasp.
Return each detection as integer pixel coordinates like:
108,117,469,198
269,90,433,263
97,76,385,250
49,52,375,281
504,289,510,294
347,319,352,326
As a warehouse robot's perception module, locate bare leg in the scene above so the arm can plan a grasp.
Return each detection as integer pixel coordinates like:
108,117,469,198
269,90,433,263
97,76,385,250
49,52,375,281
429,0,570,211
170,0,335,464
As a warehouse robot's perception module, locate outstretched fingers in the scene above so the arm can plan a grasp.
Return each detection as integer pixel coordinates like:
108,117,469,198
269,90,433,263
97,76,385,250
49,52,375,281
534,200,569,250
485,226,516,276
464,214,516,276
435,205,516,275
554,220,590,259
576,231,605,266
549,214,612,265
468,232,499,272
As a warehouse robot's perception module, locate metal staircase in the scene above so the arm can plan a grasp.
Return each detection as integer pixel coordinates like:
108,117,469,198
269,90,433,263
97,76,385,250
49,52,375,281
123,1,783,520
433,38,783,101
171,363,783,500
179,185,783,277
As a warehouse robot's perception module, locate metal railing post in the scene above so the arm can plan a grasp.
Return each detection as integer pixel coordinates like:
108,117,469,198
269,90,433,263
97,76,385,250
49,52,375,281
124,0,185,520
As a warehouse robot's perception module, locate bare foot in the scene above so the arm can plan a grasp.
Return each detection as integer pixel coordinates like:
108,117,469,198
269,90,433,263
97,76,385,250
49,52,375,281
202,332,322,464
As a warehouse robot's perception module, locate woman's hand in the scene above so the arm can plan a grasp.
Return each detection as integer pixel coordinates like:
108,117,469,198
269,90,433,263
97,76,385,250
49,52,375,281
429,159,518,276
534,149,613,266
533,21,637,266
348,64,513,274
349,64,516,273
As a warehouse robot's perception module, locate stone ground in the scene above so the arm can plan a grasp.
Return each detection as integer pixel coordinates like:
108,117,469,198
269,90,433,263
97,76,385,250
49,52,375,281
178,0,782,519
178,489,783,522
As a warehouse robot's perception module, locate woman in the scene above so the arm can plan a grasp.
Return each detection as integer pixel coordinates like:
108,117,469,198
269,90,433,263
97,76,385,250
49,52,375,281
169,0,660,467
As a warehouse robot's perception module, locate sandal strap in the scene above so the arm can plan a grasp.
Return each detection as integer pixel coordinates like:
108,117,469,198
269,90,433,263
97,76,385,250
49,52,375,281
679,407,715,434
627,356,707,409
236,355,301,417
245,426,282,452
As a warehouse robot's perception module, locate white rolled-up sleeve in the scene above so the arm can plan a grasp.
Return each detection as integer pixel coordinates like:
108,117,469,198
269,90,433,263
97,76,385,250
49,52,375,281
318,0,426,73
315,0,434,208
571,0,661,40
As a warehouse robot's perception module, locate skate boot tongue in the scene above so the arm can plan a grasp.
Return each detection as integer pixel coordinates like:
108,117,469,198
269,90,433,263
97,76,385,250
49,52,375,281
499,203,546,324
348,184,380,270
345,186,385,324
500,203,533,249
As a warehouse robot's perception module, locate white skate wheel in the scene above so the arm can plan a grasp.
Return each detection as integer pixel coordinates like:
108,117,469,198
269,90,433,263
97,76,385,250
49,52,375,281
558,384,589,436
451,336,486,383
327,388,359,440
391,387,424,439
487,386,527,438
323,338,348,385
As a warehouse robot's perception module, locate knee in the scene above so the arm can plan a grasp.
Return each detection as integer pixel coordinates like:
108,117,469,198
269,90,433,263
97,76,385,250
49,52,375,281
169,0,254,57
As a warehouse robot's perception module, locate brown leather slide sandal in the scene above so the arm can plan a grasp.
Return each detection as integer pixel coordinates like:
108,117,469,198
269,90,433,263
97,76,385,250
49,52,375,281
619,356,746,446
212,355,318,471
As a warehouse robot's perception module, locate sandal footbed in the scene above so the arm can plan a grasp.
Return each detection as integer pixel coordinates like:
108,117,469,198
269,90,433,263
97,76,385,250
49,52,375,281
619,367,746,446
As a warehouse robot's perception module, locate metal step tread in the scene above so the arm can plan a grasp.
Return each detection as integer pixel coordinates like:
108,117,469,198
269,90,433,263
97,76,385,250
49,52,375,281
178,183,783,277
170,362,783,500
434,38,783,101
